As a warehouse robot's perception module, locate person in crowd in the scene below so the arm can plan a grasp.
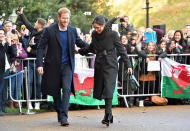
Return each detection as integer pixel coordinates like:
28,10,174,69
165,30,175,44
173,30,187,63
17,7,46,110
136,26,146,51
167,40,180,61
173,30,186,53
0,28,17,115
144,28,157,44
36,7,89,126
19,25,30,51
118,16,135,35
118,35,137,107
3,21,13,36
183,24,190,64
138,41,167,106
105,15,135,36
9,34,27,108
158,39,168,53
78,15,132,126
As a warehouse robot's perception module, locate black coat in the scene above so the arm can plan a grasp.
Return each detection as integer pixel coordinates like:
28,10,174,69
80,29,132,100
0,43,17,82
36,24,88,97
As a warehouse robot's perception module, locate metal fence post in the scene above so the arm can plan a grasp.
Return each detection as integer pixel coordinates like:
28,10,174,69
24,67,35,115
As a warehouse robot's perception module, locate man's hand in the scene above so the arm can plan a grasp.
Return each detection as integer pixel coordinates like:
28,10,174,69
128,68,133,74
37,67,44,75
75,46,79,54
17,7,23,15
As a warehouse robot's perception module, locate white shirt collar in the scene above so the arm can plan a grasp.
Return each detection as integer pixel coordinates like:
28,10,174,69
58,24,67,31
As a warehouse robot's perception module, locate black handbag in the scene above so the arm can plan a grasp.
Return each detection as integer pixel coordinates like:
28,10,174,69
128,73,139,91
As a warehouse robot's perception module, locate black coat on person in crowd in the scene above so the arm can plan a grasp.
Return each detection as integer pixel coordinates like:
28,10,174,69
79,29,132,100
0,43,17,82
36,24,89,97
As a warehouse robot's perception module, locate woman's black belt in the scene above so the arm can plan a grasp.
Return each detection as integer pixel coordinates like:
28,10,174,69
97,49,115,56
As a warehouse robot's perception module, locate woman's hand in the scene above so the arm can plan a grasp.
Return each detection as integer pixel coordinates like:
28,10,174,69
128,68,133,74
158,57,162,62
146,58,150,63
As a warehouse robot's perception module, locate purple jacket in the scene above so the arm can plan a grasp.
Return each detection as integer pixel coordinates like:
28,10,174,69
11,44,28,72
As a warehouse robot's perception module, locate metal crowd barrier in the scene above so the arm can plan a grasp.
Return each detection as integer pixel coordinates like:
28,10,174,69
5,53,190,113
6,56,95,114
118,53,190,107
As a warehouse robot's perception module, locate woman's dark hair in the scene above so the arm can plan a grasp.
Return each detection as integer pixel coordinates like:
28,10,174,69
92,15,106,25
173,30,184,44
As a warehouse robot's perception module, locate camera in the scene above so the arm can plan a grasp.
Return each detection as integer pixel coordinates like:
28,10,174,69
120,18,125,22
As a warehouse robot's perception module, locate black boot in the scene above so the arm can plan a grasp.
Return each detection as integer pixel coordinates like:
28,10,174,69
101,113,113,127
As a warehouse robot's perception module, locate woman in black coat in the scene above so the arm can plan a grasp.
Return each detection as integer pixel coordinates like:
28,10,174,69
79,15,132,126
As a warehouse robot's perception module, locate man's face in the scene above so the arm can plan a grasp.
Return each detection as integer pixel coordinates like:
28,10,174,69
3,22,12,33
58,13,70,28
93,23,105,34
0,30,5,41
123,17,129,24
34,21,42,30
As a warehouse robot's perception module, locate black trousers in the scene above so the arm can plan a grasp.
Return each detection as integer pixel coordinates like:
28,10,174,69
105,98,112,114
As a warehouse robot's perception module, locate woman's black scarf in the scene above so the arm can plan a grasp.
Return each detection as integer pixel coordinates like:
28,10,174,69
92,28,108,41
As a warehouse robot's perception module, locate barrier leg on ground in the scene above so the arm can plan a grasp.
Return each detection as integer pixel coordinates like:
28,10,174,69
23,67,35,115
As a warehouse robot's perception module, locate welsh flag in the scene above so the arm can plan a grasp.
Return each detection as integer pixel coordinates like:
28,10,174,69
161,58,190,99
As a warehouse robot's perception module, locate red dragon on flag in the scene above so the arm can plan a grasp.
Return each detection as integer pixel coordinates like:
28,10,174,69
170,65,190,94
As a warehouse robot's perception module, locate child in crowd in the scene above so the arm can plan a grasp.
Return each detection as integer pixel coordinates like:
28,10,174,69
138,41,167,106
158,39,168,53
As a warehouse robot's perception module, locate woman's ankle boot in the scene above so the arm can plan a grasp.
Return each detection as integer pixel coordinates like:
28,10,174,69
101,113,113,127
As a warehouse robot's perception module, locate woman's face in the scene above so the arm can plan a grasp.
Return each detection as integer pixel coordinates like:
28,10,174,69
121,36,128,45
174,32,181,42
160,42,167,49
93,23,105,34
147,42,155,52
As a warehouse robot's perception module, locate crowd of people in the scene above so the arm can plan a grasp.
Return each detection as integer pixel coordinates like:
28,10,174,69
0,7,190,123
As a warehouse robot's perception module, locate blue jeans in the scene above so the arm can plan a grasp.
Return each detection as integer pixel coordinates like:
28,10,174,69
53,64,72,121
28,61,41,99
11,73,23,100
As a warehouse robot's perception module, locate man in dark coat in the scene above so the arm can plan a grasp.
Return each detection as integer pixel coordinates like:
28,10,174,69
79,15,132,126
17,8,46,110
36,7,88,126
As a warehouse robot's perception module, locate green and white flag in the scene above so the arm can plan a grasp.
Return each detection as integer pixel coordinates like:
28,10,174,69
161,58,190,99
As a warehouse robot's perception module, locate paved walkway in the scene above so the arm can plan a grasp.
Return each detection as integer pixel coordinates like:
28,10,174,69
0,105,190,131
